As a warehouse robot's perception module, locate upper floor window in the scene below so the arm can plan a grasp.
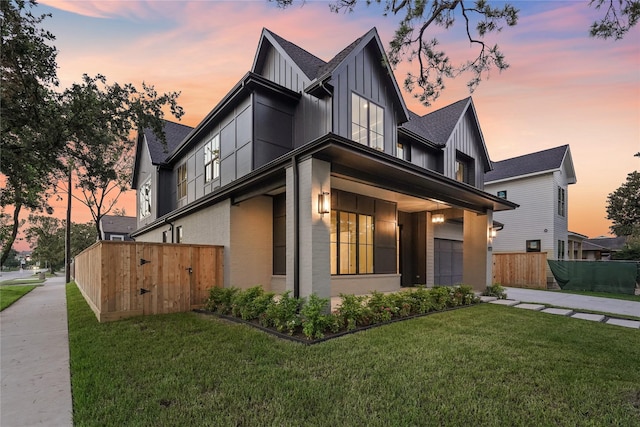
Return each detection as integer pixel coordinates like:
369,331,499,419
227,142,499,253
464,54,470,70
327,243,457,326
497,190,507,199
205,135,220,182
139,179,151,219
396,142,410,161
177,163,187,200
351,93,384,151
455,151,475,185
557,186,566,217
176,226,183,243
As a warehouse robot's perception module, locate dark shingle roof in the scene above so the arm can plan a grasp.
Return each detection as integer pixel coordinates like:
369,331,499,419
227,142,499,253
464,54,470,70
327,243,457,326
485,145,569,183
100,215,137,234
265,29,327,80
315,33,366,78
144,120,194,164
401,98,471,146
583,236,628,251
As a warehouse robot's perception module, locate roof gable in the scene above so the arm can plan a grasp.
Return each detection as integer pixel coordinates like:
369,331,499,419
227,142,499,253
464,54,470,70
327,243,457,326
485,145,574,183
405,97,471,146
100,215,137,234
253,28,327,80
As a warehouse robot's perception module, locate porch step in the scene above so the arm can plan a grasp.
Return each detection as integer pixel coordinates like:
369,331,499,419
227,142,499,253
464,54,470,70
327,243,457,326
514,303,545,311
489,299,521,307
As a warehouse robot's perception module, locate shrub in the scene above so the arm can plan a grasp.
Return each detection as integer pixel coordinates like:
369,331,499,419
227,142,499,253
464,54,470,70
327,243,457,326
336,294,370,330
483,283,507,299
231,286,275,320
429,286,451,310
205,286,239,315
300,294,333,339
263,291,302,335
366,291,395,323
452,285,479,306
407,286,434,314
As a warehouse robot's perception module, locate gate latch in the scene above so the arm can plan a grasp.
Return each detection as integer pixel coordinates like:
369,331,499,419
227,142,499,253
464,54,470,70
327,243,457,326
139,288,150,295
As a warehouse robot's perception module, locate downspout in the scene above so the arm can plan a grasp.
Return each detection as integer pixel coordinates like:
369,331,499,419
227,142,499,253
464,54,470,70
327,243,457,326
164,218,174,243
292,156,300,299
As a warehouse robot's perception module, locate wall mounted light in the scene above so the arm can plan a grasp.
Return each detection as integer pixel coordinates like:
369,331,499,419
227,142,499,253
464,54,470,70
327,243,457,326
490,228,497,239
432,213,445,224
318,191,330,215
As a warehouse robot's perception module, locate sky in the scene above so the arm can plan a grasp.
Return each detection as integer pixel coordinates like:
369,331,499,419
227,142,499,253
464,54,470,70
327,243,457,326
9,0,640,250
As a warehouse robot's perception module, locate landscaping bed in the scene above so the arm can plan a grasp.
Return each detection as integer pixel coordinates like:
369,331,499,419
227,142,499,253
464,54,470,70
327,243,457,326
200,285,481,343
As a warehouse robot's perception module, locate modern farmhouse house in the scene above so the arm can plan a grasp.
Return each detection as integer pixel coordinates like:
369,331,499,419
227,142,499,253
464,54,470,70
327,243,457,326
131,27,517,299
484,145,577,262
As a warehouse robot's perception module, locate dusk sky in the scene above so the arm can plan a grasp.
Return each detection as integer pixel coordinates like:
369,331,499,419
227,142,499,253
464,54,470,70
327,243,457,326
13,0,640,249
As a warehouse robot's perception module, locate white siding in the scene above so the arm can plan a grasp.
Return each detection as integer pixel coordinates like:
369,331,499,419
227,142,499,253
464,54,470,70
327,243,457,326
486,173,557,256
135,139,157,229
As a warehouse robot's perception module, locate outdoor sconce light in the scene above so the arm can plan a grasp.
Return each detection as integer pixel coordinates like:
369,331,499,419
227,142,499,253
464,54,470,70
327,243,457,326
490,228,497,239
318,191,330,215
432,213,445,224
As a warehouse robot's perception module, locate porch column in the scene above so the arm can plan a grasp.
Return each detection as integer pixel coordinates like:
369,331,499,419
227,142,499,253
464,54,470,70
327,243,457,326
463,210,493,292
285,157,331,300
425,212,435,286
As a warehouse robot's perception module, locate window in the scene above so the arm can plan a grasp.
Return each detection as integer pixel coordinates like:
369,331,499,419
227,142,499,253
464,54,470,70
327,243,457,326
177,164,187,200
557,186,566,217
162,230,168,243
497,190,507,199
526,239,541,252
351,93,384,151
176,226,183,243
557,240,565,260
396,142,410,161
110,235,125,241
330,210,374,275
455,152,475,185
204,135,220,182
139,180,151,219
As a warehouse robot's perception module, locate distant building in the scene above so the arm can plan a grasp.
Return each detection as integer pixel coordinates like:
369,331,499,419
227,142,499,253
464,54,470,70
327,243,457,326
100,215,137,241
581,236,628,260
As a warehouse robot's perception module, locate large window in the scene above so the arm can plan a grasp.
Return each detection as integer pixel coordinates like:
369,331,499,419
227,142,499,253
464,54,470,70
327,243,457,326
351,93,384,151
330,210,374,275
177,163,187,200
455,151,475,185
139,180,151,219
204,135,220,182
557,186,566,217
557,240,565,260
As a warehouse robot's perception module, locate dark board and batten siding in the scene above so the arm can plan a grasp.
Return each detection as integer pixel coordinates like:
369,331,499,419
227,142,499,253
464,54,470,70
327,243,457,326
259,43,331,147
332,43,400,155
442,110,486,189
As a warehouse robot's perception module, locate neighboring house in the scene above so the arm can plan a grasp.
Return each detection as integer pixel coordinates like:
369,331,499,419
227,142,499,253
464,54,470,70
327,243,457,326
131,27,516,299
484,145,577,264
100,215,137,241
581,236,628,260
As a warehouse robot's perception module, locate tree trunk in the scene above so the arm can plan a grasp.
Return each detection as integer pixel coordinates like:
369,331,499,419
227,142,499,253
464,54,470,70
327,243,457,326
0,203,22,268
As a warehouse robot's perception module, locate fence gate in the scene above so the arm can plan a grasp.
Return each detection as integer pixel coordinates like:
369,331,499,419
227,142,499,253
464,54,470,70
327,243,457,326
74,241,223,322
492,252,548,289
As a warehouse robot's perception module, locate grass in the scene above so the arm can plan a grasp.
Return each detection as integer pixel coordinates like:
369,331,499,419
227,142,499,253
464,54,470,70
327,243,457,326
67,283,640,426
0,277,46,286
552,289,640,302
0,285,39,311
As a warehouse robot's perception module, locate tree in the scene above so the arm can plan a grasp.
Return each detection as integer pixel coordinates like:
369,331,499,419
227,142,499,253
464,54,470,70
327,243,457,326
0,0,64,267
70,222,97,257
606,170,640,236
274,0,639,105
25,215,64,273
59,73,183,240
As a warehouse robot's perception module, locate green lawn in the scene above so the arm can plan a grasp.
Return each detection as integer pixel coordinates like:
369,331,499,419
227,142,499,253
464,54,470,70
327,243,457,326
67,283,640,426
0,285,39,311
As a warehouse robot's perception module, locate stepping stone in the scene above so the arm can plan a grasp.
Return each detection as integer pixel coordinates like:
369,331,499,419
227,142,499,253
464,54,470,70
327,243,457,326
514,303,545,311
489,299,520,307
571,312,605,322
480,296,497,302
542,308,573,316
605,318,640,329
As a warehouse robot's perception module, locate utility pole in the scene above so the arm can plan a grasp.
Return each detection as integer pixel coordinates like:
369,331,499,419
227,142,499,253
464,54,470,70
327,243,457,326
65,164,72,284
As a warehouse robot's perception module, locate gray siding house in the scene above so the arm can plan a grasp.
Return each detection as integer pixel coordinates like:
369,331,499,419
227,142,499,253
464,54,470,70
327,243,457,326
131,28,517,299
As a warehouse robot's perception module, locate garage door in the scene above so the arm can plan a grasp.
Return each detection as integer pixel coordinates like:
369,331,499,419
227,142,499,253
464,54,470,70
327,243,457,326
434,239,463,286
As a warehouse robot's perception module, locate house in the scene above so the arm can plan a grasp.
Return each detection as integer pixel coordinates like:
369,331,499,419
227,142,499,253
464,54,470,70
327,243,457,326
581,235,628,260
100,215,137,241
484,145,577,266
131,27,517,300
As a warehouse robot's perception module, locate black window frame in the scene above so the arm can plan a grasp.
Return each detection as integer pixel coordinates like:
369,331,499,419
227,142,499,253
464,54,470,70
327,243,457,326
526,239,541,252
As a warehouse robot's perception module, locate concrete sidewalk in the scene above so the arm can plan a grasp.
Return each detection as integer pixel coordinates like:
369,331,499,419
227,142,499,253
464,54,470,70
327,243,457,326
504,287,640,318
1,275,73,427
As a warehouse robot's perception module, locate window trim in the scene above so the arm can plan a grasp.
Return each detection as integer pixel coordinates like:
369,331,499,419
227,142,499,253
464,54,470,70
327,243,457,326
497,190,507,199
455,151,475,185
139,179,152,219
526,239,541,252
204,134,220,183
175,226,183,243
351,92,384,151
177,163,187,200
557,186,566,217
109,235,125,241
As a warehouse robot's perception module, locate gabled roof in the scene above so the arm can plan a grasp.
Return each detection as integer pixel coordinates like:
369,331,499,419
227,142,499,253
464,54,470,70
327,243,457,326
260,29,326,80
144,120,194,164
403,98,471,146
583,236,628,251
100,215,137,235
485,145,574,183
314,33,365,79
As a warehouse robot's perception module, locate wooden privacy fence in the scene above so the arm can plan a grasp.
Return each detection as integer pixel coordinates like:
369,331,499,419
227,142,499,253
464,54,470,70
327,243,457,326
73,241,223,322
492,252,548,289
